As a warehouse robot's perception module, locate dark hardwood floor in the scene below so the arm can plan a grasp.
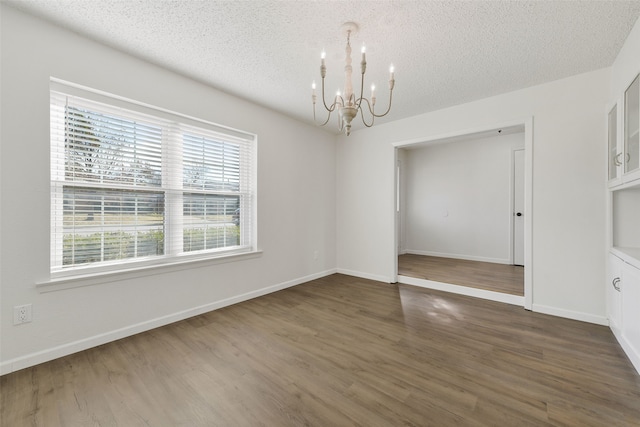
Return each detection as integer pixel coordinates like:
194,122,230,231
2,274,639,426
398,254,525,296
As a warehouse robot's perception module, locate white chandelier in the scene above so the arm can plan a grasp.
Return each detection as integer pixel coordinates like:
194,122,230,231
312,22,395,136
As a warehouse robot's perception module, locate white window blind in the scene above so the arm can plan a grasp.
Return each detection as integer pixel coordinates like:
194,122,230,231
50,81,256,277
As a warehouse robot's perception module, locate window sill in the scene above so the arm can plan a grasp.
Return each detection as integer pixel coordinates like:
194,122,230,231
36,250,263,293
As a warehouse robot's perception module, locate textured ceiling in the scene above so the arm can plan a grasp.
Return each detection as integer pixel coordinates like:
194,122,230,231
5,0,640,134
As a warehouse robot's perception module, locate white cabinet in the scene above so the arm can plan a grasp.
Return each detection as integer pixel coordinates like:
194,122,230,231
607,253,623,335
608,176,640,376
608,103,622,186
609,74,640,188
624,74,640,183
607,251,640,374
607,71,640,374
621,261,640,373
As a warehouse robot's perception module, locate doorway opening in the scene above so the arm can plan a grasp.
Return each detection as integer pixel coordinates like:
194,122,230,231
393,120,532,309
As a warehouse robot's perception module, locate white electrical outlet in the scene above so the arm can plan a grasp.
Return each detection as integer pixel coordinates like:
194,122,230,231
13,304,32,325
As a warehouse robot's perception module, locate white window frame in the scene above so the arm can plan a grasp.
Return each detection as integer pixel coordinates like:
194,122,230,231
49,79,257,281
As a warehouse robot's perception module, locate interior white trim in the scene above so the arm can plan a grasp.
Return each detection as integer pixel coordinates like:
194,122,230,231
51,78,257,140
532,303,608,326
523,117,533,310
611,327,640,375
336,268,393,284
391,119,526,149
398,275,524,306
403,250,511,265
37,250,264,293
392,117,534,310
2,268,337,375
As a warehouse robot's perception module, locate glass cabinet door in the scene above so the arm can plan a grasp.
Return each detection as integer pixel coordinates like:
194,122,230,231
625,74,639,174
609,104,619,181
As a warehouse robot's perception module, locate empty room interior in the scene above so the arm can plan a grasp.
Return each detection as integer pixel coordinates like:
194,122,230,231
397,127,527,305
2,1,640,425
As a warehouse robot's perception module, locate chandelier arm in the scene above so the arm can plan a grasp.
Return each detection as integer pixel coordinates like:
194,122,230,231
371,88,394,118
313,102,334,127
358,91,378,120
358,98,375,127
320,77,334,112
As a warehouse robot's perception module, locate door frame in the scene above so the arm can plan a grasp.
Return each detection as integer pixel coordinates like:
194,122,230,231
392,117,533,310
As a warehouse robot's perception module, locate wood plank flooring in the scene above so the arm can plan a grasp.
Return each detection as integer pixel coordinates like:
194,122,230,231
2,274,640,426
399,254,525,296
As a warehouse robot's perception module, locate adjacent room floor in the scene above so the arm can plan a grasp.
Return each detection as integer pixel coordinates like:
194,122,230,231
2,274,639,426
398,254,524,296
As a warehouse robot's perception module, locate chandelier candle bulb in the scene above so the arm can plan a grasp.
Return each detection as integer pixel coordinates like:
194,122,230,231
320,51,326,78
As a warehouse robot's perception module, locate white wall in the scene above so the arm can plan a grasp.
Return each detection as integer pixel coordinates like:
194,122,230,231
0,6,336,373
402,133,524,264
337,68,609,323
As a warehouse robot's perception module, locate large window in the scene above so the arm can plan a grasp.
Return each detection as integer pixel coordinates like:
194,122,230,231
50,81,256,277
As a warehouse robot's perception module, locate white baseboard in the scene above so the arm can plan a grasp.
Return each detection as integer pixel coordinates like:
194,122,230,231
336,268,392,284
611,327,640,375
397,275,524,306
404,250,511,265
398,277,610,328
531,304,608,326
0,269,337,376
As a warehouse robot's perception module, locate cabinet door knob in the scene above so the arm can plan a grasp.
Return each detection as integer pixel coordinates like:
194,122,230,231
516,212,522,217
613,277,621,292
615,152,623,166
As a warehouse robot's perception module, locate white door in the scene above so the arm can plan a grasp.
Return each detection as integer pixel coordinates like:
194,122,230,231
513,150,525,266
